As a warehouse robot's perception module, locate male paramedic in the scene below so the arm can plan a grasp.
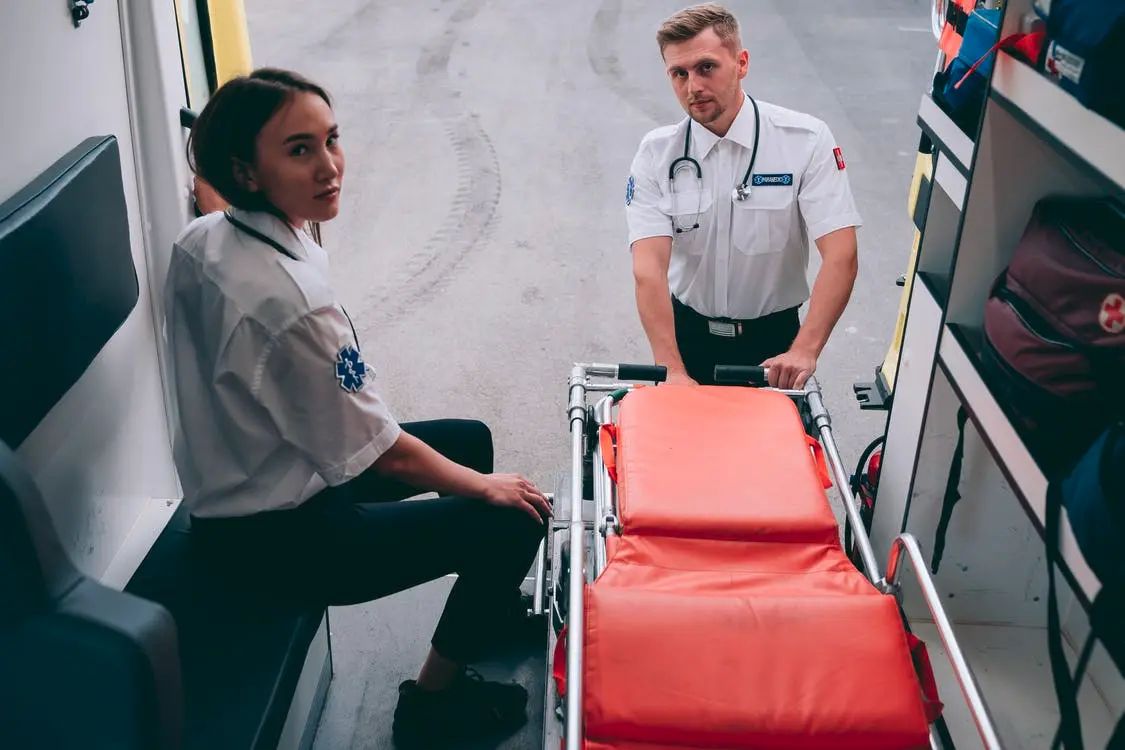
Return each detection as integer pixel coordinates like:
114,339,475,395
626,3,861,389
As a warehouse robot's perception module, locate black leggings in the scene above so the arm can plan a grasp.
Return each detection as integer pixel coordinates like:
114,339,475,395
190,419,546,665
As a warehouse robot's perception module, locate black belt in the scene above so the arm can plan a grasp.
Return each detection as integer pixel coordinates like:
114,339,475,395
672,296,795,338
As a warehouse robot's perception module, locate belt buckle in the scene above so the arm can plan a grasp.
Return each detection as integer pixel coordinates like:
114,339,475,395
707,320,737,338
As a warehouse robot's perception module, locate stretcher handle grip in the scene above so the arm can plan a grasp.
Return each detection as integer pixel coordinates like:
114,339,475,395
713,365,769,386
617,364,667,382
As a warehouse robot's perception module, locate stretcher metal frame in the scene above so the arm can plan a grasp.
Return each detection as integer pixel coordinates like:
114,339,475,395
531,362,1004,750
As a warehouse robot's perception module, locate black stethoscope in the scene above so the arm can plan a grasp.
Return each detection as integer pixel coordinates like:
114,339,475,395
224,210,362,349
668,94,760,233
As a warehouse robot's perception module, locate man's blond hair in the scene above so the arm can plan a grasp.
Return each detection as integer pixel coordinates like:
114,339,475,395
656,3,741,55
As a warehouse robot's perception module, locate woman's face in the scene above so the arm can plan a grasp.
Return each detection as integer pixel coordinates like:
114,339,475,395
243,91,345,227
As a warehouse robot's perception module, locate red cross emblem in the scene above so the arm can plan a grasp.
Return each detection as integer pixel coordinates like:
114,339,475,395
1099,293,1125,334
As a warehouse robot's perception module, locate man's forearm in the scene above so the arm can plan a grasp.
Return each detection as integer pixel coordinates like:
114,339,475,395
791,243,858,357
635,277,687,372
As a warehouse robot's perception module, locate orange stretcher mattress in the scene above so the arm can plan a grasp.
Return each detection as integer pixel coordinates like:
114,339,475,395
558,386,940,749
583,586,932,750
610,387,839,545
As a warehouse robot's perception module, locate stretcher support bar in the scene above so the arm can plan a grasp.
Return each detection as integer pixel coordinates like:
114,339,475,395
885,534,1003,750
565,366,588,750
593,396,616,575
805,376,882,583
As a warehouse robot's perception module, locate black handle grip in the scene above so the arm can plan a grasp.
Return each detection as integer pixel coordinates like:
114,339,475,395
713,365,768,386
617,364,668,382
180,107,198,129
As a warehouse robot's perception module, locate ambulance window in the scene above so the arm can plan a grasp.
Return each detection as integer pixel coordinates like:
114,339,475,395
173,0,212,110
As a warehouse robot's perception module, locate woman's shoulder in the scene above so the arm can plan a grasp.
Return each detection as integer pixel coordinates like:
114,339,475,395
169,210,337,339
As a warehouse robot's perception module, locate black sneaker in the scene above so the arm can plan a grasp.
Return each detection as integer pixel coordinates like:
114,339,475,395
391,668,529,748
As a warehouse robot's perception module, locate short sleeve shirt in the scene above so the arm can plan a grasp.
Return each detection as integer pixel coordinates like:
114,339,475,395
163,208,401,518
625,94,862,320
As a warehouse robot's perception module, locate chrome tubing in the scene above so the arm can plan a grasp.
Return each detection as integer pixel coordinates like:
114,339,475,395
565,366,588,750
532,537,546,615
885,534,1002,750
592,395,617,577
803,376,881,583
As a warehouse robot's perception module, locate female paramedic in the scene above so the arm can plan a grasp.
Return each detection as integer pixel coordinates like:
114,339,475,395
163,67,549,748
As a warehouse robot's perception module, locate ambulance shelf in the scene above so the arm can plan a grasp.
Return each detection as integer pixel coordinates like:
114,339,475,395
917,93,974,176
936,323,1101,608
990,51,1125,195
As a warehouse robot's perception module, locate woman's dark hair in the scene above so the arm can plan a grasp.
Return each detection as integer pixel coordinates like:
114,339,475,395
187,68,332,212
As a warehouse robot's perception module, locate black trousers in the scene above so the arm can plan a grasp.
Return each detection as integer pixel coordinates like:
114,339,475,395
671,296,801,385
190,419,546,665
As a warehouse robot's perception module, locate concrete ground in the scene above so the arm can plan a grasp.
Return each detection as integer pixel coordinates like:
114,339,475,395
243,1,938,747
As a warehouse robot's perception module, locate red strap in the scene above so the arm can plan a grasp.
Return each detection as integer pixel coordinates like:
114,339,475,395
553,625,567,697
599,424,618,483
907,632,946,722
954,31,1046,90
805,435,833,489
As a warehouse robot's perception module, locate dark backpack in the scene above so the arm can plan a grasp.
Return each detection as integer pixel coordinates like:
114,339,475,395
931,196,1125,575
981,195,1125,476
1035,0,1125,129
1045,421,1125,749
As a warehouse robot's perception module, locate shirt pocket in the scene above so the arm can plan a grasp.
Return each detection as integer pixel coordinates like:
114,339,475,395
732,185,796,256
659,188,715,256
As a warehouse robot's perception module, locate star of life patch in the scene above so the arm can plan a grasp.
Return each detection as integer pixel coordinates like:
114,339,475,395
335,345,367,392
625,175,635,206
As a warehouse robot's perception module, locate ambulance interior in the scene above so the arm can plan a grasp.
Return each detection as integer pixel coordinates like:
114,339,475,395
2,1,1123,749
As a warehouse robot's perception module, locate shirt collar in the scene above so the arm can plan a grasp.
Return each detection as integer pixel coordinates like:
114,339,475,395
687,91,758,159
225,207,308,261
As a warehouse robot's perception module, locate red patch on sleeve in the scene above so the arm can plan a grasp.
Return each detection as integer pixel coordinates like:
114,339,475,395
833,147,845,171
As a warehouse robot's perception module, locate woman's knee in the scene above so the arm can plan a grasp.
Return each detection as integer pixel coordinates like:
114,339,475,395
452,419,493,473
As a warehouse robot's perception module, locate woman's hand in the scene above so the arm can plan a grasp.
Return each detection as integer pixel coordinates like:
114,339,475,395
481,473,552,524
193,176,229,214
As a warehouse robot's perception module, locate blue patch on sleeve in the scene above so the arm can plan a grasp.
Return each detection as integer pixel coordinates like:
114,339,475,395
335,345,367,392
751,173,793,187
625,175,635,206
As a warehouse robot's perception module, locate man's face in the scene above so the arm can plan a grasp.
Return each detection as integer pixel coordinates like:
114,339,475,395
663,27,748,130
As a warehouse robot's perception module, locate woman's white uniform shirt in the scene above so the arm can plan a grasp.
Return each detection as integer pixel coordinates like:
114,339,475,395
626,93,863,320
164,207,401,519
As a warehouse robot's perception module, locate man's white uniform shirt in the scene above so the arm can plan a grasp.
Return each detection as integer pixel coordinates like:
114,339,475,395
164,207,402,519
625,92,862,320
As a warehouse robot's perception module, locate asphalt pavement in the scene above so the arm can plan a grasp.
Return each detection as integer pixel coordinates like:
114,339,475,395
243,1,938,747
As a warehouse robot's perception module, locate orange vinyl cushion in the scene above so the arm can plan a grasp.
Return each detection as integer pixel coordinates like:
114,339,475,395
614,387,838,544
595,535,879,599
582,584,932,750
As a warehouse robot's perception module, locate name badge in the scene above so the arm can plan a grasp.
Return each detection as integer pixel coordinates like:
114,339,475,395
751,173,793,187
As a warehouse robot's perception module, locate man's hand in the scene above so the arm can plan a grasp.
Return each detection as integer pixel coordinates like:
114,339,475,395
662,370,698,387
480,473,552,524
761,347,817,389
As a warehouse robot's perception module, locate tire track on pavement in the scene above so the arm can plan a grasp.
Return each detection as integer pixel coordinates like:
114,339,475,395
364,0,502,327
587,0,669,125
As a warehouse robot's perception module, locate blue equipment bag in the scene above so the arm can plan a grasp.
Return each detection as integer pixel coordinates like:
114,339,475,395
934,8,1003,136
1045,420,1125,749
957,8,1003,78
1035,0,1125,128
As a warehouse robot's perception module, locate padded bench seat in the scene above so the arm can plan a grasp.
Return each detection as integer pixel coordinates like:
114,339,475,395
124,505,326,750
583,584,932,750
613,387,838,545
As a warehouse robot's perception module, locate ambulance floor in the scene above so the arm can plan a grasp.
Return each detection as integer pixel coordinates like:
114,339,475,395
311,572,545,750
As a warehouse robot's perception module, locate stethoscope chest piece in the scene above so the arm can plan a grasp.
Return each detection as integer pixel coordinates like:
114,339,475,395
733,185,752,202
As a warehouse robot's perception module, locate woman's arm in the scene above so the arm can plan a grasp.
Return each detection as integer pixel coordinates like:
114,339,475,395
373,432,551,522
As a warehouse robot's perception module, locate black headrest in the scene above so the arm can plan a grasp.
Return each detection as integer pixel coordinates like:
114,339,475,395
0,136,140,449
0,438,80,627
